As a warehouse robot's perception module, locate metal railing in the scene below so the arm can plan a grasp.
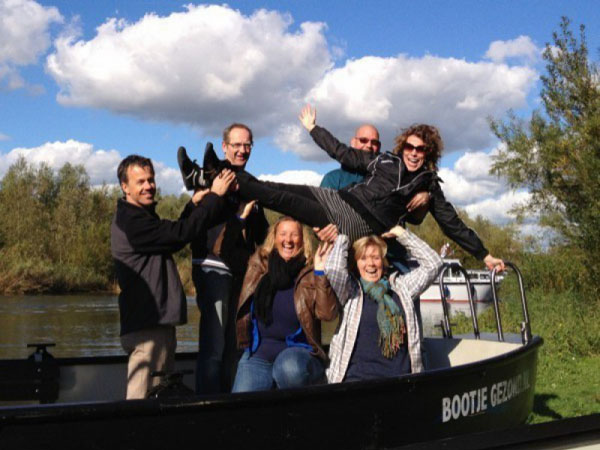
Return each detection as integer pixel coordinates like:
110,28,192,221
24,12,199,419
438,261,532,344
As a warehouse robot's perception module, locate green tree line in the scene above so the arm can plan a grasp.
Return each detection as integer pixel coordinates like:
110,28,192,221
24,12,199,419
0,155,584,296
1,19,597,299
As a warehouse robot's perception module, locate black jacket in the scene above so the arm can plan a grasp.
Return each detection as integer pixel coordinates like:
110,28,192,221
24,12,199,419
311,126,488,260
111,194,225,335
181,193,268,277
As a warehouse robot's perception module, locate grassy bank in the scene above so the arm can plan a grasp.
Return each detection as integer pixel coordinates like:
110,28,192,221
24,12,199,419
453,285,600,423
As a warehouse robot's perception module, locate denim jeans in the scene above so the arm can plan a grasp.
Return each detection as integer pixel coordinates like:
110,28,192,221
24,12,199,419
194,265,237,394
232,347,325,393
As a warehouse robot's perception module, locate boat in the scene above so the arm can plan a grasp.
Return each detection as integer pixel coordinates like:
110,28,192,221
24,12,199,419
420,258,500,305
0,263,543,450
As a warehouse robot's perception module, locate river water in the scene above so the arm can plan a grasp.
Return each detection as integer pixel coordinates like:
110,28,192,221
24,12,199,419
0,295,200,359
0,295,449,360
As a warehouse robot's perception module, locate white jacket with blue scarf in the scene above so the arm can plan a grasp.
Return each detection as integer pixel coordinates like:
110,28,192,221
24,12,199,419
324,230,442,383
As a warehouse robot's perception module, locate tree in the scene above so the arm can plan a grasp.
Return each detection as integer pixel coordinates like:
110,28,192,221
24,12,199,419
490,17,600,286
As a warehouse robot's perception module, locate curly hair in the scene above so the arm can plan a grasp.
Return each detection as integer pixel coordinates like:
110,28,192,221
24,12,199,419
259,216,314,262
392,124,443,171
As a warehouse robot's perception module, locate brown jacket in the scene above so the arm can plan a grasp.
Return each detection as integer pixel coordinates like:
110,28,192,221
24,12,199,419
236,250,338,361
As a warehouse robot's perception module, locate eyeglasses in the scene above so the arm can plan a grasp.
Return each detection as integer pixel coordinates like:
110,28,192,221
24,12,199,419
355,137,381,148
403,142,427,153
228,142,253,150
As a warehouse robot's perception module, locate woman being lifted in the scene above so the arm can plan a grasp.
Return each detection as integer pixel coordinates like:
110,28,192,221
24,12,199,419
179,106,504,272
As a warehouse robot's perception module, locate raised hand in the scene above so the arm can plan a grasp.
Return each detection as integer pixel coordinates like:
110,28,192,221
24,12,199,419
191,188,210,205
484,254,505,273
211,169,236,196
314,241,334,271
239,200,257,219
381,225,406,239
407,191,430,212
313,223,338,243
298,104,317,132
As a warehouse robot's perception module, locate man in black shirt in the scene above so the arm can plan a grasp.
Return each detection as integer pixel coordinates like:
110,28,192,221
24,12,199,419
111,154,234,399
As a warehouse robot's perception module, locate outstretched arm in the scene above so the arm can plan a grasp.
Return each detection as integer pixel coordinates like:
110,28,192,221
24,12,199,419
324,234,352,306
312,241,338,321
299,105,375,172
384,226,443,300
428,183,491,261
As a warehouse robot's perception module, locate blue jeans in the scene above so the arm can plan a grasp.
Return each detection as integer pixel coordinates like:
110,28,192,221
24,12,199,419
232,347,324,392
194,265,237,394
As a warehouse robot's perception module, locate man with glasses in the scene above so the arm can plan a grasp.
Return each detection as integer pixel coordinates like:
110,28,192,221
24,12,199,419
318,124,430,273
178,123,269,394
320,124,381,190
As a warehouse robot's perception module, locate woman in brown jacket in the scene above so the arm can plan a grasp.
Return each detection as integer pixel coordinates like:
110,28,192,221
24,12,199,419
232,216,337,392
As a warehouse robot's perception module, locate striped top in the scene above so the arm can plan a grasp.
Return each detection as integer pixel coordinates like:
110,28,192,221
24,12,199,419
308,187,372,242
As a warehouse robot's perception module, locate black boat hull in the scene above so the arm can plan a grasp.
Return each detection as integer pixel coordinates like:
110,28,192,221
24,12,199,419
0,336,542,450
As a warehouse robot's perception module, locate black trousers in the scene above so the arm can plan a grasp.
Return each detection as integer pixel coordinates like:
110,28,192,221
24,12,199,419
236,171,330,228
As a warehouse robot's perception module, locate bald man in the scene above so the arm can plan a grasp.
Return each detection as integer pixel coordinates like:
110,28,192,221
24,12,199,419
320,124,381,189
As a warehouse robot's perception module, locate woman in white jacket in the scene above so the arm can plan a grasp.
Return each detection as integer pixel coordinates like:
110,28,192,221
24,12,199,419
324,225,442,383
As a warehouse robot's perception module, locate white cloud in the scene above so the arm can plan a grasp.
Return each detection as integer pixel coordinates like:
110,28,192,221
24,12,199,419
258,170,323,186
154,162,186,195
0,132,10,141
438,150,505,205
0,140,186,194
284,54,537,158
485,35,540,64
45,5,538,161
464,190,531,224
0,140,120,185
433,146,533,225
46,4,331,138
0,0,62,90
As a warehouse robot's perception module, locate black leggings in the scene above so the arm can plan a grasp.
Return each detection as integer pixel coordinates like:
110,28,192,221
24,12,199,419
236,171,330,228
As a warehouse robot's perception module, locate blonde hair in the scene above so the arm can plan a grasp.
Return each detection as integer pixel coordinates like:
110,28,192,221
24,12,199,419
259,216,314,262
351,235,389,275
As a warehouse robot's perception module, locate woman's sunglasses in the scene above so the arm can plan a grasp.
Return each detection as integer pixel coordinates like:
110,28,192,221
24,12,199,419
403,143,427,153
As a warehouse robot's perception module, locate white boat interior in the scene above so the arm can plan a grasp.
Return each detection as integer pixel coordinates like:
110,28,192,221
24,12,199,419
0,336,523,407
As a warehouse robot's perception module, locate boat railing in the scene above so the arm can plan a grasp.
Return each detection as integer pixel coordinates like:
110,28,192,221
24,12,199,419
0,342,59,404
438,261,532,345
491,262,532,344
438,262,480,339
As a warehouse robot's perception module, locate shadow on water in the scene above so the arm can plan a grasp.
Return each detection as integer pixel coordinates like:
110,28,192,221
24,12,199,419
0,295,200,359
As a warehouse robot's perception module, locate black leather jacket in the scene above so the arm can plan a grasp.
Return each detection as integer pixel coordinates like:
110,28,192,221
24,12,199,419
310,126,488,260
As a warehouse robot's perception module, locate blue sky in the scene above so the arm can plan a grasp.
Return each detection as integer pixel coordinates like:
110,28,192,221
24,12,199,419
1,0,599,226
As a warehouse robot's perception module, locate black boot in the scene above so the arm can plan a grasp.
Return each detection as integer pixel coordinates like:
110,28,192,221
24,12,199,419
177,146,208,190
202,142,236,184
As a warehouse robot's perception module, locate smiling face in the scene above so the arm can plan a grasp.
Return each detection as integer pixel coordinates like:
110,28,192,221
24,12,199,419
350,124,381,154
356,244,384,283
121,164,156,208
274,220,303,261
402,134,427,172
222,126,252,168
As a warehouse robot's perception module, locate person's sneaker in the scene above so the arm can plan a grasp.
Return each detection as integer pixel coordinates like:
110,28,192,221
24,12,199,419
202,142,221,178
202,141,237,182
177,146,207,190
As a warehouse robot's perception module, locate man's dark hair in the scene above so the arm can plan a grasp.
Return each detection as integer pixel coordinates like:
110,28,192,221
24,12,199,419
117,155,155,185
222,123,253,144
